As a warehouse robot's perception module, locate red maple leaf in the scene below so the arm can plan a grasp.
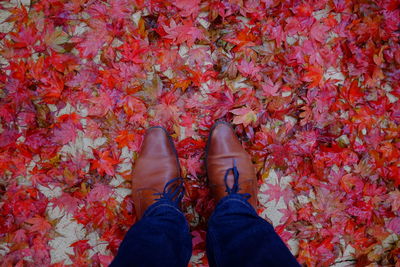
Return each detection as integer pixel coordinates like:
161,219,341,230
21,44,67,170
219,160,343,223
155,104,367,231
91,150,120,176
302,65,324,88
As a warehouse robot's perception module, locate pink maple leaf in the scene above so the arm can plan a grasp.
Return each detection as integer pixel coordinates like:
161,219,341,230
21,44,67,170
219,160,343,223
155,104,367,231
163,20,205,46
263,183,294,205
387,217,400,234
52,114,83,145
263,183,283,203
310,22,330,43
231,107,257,127
52,193,81,214
52,121,79,145
237,60,261,79
278,207,295,224
185,154,203,178
173,0,200,17
75,19,110,58
262,78,281,96
87,184,113,202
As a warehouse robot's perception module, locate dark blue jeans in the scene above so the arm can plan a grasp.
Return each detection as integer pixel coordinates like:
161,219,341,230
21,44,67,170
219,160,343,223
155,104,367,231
110,193,300,267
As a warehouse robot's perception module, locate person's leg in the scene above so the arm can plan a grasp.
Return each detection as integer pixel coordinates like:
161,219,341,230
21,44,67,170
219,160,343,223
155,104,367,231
111,127,192,267
207,188,299,266
205,122,300,267
110,180,192,267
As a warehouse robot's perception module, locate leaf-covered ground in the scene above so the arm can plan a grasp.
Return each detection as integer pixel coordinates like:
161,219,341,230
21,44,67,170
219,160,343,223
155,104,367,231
0,0,399,266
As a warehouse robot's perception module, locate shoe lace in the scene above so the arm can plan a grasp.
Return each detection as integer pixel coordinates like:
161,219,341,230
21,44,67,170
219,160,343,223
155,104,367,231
224,159,251,199
153,177,185,206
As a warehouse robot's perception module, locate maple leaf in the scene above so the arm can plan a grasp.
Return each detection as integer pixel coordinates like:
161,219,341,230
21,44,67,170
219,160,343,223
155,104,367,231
25,216,52,235
269,24,284,46
96,254,114,266
263,183,283,203
51,193,81,214
85,119,103,139
38,72,65,103
76,19,110,58
52,120,79,145
262,183,294,205
231,107,257,127
262,78,281,96
176,137,206,157
278,206,295,224
70,240,91,256
123,95,147,123
299,105,313,126
87,92,113,117
348,80,364,104
388,190,400,211
292,130,318,155
302,65,324,88
43,25,69,52
9,24,38,48
173,0,200,17
0,129,19,148
52,113,83,145
115,130,142,151
387,217,400,234
13,229,27,243
32,236,51,265
237,60,261,79
340,174,364,193
163,20,205,46
108,0,134,20
185,154,202,178
310,22,330,43
192,229,206,251
91,150,119,176
87,184,113,202
187,47,211,67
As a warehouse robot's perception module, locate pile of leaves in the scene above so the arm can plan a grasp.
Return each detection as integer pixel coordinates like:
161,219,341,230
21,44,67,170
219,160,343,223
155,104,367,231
0,0,399,265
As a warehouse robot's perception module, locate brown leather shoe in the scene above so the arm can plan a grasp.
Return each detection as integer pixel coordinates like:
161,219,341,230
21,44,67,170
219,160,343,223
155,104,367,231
206,121,258,208
131,126,183,219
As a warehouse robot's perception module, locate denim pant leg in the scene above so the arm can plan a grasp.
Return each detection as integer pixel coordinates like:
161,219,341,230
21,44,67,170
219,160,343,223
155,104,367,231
110,199,192,267
206,194,300,267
